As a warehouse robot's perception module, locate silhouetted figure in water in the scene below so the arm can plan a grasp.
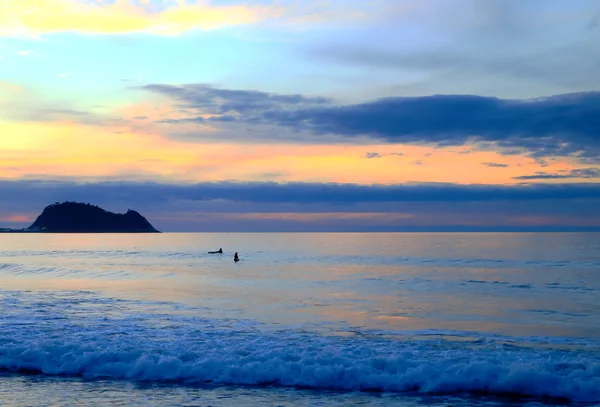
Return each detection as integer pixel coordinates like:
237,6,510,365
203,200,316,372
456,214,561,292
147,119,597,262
209,248,223,254
234,252,239,262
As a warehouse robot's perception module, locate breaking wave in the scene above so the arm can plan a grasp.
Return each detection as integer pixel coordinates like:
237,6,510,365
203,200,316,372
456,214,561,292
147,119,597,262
0,291,598,403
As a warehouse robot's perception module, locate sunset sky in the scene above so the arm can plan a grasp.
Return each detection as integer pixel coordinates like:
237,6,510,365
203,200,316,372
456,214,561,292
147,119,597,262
1,0,599,231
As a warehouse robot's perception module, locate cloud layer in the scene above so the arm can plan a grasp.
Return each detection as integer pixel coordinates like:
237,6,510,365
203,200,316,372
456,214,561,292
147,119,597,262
307,0,600,98
6,179,600,205
1,180,599,231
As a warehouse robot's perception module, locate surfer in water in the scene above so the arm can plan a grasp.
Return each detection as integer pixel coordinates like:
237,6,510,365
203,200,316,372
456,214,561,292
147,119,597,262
208,248,223,254
234,252,239,262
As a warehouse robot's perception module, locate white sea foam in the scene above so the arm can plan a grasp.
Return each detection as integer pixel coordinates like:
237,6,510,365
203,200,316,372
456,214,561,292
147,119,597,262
1,329,599,402
0,291,598,403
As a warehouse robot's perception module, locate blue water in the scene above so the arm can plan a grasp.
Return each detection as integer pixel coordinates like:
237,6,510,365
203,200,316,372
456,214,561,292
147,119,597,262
0,233,599,406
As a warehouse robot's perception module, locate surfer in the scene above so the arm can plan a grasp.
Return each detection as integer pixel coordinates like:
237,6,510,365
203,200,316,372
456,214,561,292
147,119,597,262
208,248,223,254
234,252,239,262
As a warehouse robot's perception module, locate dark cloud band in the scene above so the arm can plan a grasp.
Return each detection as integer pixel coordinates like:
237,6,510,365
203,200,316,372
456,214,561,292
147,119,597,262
140,84,600,161
1,180,599,205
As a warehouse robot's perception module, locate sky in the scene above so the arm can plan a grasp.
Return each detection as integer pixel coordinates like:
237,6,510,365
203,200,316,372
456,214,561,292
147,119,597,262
1,0,599,231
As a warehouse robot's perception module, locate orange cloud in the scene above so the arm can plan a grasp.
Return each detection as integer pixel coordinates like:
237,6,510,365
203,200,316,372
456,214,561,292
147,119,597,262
0,214,32,223
227,212,415,222
0,0,275,37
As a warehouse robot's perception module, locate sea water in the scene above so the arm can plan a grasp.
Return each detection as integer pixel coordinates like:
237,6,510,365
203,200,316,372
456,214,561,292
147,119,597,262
0,233,598,406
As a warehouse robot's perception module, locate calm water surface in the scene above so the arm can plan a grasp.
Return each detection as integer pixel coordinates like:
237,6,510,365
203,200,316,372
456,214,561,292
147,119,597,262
1,233,599,406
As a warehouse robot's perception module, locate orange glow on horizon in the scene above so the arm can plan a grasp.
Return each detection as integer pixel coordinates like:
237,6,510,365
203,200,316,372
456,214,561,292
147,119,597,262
0,116,593,185
148,210,600,227
0,215,32,223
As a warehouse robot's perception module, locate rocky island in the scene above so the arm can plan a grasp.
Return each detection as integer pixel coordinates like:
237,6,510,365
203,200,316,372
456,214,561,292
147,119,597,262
2,202,160,233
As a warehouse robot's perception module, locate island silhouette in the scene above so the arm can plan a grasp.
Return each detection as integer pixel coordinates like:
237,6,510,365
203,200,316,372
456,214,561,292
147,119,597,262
1,202,160,233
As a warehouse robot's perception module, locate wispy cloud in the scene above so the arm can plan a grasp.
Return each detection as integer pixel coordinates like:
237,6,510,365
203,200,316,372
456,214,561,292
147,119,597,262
0,83,104,124
0,0,386,38
482,162,509,168
0,0,274,37
139,83,331,117
365,152,381,159
514,168,600,180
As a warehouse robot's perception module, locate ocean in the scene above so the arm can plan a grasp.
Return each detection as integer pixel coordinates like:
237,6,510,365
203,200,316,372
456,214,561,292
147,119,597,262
0,232,598,406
